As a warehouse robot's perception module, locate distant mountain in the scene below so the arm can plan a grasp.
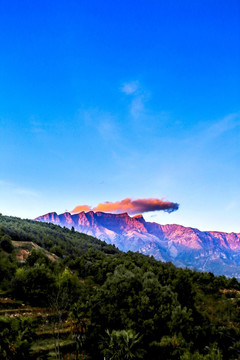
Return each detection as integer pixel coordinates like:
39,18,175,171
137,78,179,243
35,211,240,278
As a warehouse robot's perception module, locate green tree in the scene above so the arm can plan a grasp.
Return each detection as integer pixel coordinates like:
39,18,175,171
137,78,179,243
0,235,14,253
0,316,36,359
172,271,195,309
49,269,82,359
69,302,89,360
0,254,17,290
150,334,188,360
13,264,56,305
180,345,223,360
101,329,144,360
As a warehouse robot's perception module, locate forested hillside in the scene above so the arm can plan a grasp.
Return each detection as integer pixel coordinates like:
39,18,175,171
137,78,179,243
0,214,240,359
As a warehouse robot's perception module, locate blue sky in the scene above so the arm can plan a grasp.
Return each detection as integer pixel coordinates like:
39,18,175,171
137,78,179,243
0,0,239,232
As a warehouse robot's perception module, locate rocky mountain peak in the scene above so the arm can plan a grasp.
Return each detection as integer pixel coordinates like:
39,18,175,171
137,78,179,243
132,214,145,223
35,210,240,278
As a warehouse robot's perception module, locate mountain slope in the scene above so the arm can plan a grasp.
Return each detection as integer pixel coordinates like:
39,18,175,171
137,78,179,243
0,213,119,260
2,214,240,359
35,211,240,278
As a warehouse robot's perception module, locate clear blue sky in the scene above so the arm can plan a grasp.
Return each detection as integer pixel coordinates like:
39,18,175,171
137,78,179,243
0,0,239,232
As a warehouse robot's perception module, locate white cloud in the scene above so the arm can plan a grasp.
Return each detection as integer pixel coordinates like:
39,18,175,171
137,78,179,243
121,81,147,120
121,81,139,95
121,81,157,122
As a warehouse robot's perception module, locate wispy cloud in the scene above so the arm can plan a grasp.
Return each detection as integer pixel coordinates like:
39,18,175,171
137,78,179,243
225,200,238,212
15,188,39,197
0,180,39,197
130,96,145,119
79,81,170,146
121,81,139,95
206,112,240,139
30,117,46,134
80,108,120,142
183,111,240,147
97,117,119,140
121,80,150,121
71,197,179,215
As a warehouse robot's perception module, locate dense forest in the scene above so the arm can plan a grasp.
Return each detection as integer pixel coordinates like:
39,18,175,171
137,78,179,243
0,214,240,359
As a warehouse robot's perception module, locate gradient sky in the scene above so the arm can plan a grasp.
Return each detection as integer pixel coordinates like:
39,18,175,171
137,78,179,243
0,0,239,232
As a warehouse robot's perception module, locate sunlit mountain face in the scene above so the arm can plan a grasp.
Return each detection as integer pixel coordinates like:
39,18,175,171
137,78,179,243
36,211,240,279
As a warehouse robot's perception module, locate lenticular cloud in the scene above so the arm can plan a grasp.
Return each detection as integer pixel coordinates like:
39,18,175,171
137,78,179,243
71,197,179,215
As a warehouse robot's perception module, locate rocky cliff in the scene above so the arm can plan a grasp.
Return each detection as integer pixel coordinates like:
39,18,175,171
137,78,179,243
35,211,240,278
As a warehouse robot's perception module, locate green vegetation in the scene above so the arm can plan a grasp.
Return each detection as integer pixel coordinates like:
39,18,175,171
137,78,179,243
0,214,240,359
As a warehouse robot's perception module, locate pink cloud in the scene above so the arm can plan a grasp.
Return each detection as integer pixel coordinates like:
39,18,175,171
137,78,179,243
71,197,179,215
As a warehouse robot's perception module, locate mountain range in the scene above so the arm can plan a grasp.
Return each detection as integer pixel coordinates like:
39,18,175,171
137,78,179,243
35,211,240,278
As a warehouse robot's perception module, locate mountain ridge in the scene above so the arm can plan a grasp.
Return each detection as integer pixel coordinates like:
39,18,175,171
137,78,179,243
35,211,240,278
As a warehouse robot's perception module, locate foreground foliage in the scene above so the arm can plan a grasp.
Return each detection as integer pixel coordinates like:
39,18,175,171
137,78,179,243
0,214,240,359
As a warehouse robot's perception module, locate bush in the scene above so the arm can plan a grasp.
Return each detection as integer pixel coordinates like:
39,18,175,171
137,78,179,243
0,235,14,253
